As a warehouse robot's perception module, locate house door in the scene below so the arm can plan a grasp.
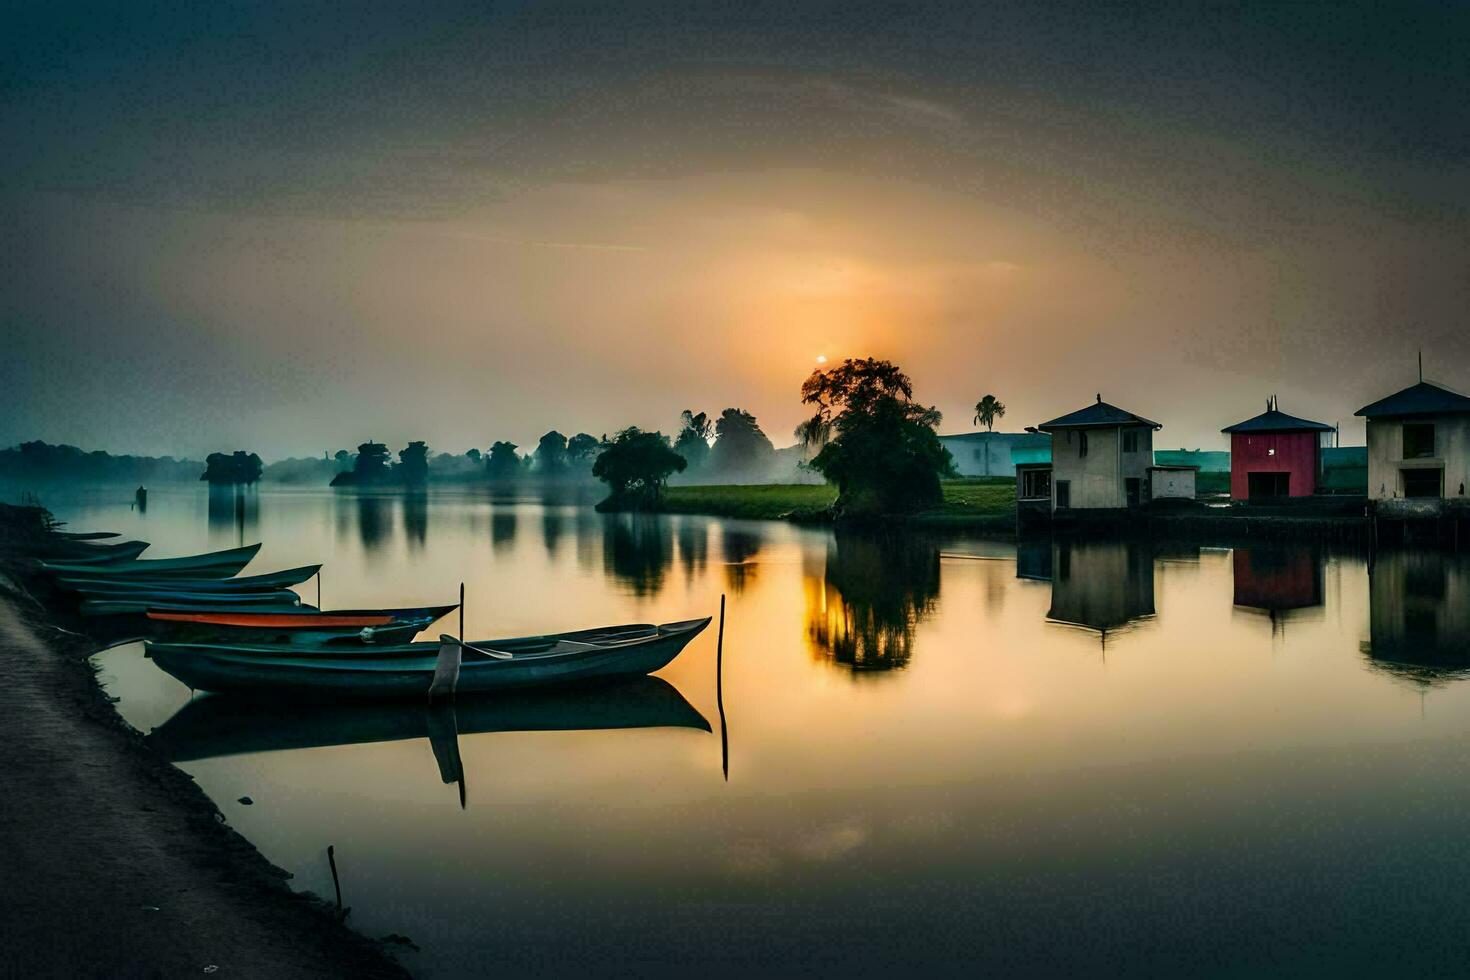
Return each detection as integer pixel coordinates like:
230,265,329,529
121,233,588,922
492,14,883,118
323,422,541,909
1125,478,1141,507
1055,480,1071,509
1248,472,1290,500
1402,468,1443,499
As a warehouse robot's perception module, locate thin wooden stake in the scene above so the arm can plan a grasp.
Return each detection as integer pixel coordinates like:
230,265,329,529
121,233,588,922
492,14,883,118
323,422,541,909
459,582,465,643
327,844,343,911
316,570,322,609
716,593,728,782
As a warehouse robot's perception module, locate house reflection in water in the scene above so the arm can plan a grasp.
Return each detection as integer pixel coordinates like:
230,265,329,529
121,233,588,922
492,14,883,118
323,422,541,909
1023,537,1155,645
1363,550,1470,687
1231,546,1324,631
804,533,940,673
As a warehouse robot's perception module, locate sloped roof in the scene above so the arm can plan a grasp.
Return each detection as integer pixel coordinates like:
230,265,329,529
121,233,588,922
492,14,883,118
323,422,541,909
1222,409,1333,434
1038,399,1160,431
1355,381,1470,419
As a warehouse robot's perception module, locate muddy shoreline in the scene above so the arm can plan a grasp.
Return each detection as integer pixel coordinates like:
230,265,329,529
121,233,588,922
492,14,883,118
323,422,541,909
0,506,411,978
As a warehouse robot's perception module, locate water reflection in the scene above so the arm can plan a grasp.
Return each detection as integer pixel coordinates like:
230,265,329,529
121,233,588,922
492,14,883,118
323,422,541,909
402,492,428,550
1042,538,1155,642
146,677,710,804
720,527,763,595
1232,545,1324,629
490,507,518,553
352,493,393,553
675,519,709,583
1364,549,1470,686
541,506,567,556
602,514,673,596
805,532,940,673
207,484,258,545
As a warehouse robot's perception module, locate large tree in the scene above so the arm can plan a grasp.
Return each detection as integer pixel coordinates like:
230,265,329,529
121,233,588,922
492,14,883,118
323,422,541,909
973,394,1006,432
200,450,263,485
398,440,430,486
535,430,568,474
673,410,713,472
592,428,686,511
797,358,954,516
709,408,776,476
330,441,392,486
566,433,600,471
485,441,521,480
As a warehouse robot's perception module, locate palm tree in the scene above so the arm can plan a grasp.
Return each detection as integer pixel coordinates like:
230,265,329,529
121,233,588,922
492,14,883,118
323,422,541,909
973,395,1006,432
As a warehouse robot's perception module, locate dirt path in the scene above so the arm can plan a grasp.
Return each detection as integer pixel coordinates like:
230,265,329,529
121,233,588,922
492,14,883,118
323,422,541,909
0,548,410,978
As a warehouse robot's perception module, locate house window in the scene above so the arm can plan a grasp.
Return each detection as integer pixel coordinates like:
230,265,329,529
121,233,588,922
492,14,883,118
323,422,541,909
1403,423,1435,459
1402,468,1442,499
1056,480,1071,509
1122,430,1138,453
1078,432,1088,458
973,448,983,461
1020,469,1051,499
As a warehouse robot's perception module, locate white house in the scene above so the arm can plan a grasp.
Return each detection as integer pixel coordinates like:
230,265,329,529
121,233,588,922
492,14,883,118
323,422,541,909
1355,380,1470,514
1036,396,1162,512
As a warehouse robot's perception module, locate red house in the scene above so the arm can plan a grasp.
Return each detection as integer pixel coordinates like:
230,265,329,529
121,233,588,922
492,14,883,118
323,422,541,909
1221,399,1333,500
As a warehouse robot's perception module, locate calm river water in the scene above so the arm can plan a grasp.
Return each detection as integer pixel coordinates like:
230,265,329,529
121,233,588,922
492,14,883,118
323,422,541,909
29,485,1470,976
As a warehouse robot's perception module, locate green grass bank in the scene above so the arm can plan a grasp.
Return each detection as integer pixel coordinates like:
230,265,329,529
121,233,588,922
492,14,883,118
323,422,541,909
660,478,1018,527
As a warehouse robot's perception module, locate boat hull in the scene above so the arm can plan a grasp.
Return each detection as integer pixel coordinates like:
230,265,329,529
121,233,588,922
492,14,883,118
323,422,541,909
40,543,261,579
58,563,320,595
82,590,301,616
148,618,711,699
34,540,150,563
145,604,457,646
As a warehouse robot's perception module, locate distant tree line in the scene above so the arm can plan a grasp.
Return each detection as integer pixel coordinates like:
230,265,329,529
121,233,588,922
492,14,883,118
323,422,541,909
0,441,201,483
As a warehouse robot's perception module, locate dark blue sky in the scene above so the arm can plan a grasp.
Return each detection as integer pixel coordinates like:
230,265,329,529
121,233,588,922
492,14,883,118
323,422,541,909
4,2,1467,456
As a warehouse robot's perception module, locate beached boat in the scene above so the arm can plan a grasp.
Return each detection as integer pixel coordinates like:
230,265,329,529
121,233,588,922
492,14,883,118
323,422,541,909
145,603,457,645
34,539,150,563
57,563,321,595
144,675,710,761
82,589,301,617
145,617,711,698
40,543,261,579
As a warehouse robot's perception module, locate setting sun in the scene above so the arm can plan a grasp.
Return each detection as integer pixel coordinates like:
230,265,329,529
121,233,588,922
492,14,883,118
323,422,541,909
816,354,827,364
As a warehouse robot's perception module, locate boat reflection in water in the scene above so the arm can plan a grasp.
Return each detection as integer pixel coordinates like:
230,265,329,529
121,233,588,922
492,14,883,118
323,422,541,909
1363,549,1470,687
1232,545,1324,632
804,532,940,673
1038,537,1155,645
146,676,710,806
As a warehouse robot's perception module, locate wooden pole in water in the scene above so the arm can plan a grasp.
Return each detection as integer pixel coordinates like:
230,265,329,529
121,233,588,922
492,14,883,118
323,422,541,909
459,582,465,643
317,570,322,610
716,592,728,782
327,844,343,912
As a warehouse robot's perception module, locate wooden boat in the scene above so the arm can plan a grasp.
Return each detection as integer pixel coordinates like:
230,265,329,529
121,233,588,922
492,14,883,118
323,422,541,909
34,539,150,563
81,589,301,617
144,675,710,761
54,531,121,541
145,603,457,645
57,563,321,595
40,543,261,579
145,617,711,699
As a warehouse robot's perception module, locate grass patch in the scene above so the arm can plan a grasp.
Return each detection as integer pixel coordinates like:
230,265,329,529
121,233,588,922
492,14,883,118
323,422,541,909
659,479,1018,523
661,484,837,520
